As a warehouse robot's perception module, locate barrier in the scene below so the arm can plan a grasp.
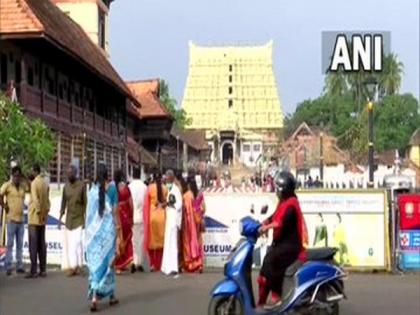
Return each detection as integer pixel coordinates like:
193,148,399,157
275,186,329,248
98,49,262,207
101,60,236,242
1,189,390,272
203,190,390,271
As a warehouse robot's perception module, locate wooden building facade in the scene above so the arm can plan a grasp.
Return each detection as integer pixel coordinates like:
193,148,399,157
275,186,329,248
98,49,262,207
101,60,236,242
0,0,139,183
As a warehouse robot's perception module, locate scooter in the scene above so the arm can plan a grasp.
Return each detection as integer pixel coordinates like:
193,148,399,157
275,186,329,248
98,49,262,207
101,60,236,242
209,216,346,315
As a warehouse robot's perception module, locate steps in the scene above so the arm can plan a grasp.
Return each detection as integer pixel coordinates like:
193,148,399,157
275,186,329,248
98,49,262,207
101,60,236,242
218,162,256,186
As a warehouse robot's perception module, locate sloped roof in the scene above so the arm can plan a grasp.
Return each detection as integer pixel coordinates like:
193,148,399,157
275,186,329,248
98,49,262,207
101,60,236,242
171,126,208,151
126,79,160,96
127,81,172,119
0,0,135,102
280,121,362,172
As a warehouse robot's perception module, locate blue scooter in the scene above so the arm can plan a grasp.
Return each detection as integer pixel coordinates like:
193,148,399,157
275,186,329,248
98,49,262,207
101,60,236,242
209,216,346,315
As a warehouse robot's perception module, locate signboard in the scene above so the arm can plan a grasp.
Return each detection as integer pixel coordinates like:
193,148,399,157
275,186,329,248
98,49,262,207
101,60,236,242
399,230,420,270
203,190,390,270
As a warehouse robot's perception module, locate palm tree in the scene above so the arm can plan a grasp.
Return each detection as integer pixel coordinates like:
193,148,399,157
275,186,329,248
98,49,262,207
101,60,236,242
378,54,404,96
324,70,348,98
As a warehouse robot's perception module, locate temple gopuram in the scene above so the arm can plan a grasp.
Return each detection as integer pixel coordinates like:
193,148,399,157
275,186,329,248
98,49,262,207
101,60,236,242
182,41,284,167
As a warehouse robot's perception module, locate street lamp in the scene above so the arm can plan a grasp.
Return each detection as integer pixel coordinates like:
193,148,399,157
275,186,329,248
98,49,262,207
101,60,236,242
176,135,180,171
364,76,378,188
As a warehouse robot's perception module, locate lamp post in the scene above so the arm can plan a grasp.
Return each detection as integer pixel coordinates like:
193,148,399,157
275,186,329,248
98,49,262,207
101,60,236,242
320,131,324,183
364,76,378,189
176,135,180,171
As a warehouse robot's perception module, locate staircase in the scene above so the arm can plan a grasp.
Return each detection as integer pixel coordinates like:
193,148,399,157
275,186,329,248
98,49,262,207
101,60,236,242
218,162,256,186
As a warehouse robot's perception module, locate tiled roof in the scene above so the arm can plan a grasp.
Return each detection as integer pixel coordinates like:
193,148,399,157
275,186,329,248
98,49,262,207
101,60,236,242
127,81,172,119
171,126,208,151
0,0,135,103
126,79,160,96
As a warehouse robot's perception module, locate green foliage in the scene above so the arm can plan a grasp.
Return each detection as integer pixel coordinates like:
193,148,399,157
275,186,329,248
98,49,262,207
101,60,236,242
286,54,418,159
159,80,191,129
0,93,56,182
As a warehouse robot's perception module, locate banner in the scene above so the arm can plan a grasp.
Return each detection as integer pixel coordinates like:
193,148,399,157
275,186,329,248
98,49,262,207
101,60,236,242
203,190,390,270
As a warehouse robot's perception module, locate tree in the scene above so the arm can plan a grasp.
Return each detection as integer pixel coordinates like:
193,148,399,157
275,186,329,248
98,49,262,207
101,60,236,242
0,93,56,182
378,53,404,96
159,80,191,129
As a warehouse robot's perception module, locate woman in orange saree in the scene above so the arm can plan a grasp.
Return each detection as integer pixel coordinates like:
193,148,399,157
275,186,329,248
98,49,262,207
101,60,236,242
143,174,168,271
180,177,203,273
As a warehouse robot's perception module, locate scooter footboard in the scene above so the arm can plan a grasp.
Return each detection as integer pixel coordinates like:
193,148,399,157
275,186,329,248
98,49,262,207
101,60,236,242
211,279,240,297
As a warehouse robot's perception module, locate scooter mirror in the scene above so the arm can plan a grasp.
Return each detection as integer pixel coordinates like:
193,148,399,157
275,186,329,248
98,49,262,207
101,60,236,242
261,205,269,215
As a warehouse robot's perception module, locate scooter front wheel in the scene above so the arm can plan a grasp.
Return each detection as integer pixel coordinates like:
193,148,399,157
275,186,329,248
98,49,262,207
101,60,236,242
208,295,244,315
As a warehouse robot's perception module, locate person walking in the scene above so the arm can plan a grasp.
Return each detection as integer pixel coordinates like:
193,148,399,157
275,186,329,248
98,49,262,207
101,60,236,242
180,177,202,273
161,170,182,277
0,166,26,276
114,169,134,274
128,169,147,272
143,173,167,272
85,163,119,312
59,165,87,277
26,164,50,279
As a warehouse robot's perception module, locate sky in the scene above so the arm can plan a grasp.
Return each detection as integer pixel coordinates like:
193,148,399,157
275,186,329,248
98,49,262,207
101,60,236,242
109,0,419,114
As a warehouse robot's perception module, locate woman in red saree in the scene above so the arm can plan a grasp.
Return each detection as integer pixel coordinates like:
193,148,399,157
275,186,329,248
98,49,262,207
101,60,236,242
114,170,134,273
188,177,206,271
180,177,203,273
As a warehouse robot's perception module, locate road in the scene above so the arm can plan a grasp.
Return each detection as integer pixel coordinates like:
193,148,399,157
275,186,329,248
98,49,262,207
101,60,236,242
0,270,419,315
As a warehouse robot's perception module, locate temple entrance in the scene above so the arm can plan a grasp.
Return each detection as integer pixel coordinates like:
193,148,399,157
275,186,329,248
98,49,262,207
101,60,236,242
222,142,233,165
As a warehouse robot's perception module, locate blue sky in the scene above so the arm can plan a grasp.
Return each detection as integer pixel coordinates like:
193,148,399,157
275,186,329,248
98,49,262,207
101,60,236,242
109,0,419,114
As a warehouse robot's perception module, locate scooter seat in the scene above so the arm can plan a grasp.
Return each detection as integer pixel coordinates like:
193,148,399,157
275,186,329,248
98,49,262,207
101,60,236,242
306,247,337,261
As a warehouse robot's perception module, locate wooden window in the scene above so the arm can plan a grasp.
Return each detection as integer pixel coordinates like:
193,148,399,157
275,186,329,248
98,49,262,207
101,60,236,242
27,66,34,86
14,60,21,83
0,53,7,84
98,8,106,49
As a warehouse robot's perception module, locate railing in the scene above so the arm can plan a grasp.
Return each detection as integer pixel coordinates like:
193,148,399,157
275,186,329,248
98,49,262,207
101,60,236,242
58,100,71,121
85,111,94,130
112,122,118,137
43,93,57,117
95,115,104,133
13,85,124,139
24,85,42,112
104,120,111,135
72,106,83,126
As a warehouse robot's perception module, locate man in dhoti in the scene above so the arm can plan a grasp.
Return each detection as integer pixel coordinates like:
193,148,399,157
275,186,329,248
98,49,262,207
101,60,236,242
128,169,148,272
59,165,86,276
161,169,182,277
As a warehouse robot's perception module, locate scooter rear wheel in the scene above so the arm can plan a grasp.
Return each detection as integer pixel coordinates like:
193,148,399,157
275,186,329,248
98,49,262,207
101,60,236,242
208,295,244,315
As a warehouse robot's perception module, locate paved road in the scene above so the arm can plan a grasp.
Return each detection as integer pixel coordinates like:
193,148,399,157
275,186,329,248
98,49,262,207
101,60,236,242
0,270,419,315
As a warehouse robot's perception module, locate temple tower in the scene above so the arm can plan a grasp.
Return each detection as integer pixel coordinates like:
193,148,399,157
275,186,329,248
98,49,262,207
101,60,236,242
182,41,283,166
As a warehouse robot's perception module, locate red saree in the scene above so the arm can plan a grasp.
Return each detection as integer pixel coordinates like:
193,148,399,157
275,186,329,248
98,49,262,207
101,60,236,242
115,184,134,270
192,192,206,264
182,191,203,273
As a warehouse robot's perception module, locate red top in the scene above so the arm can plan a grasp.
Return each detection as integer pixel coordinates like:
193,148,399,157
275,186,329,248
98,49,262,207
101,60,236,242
269,197,308,261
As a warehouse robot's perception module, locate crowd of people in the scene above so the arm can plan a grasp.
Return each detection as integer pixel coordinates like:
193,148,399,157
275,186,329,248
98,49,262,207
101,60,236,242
0,163,207,312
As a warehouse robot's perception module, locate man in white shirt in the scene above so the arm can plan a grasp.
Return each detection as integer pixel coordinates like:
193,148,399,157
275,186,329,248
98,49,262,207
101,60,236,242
161,169,182,277
128,169,148,272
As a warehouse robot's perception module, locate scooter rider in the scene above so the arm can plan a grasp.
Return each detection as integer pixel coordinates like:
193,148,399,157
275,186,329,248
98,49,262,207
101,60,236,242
257,171,308,306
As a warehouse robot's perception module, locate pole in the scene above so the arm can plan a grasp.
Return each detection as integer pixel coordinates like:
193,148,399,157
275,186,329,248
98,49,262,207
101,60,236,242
176,137,180,171
368,101,374,188
320,132,324,183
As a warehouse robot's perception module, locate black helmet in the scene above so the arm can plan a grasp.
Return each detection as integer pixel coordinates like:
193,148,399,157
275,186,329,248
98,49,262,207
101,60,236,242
274,171,296,196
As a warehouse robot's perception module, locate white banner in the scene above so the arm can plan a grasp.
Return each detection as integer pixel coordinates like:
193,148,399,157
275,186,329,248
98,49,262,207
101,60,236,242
203,190,390,270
